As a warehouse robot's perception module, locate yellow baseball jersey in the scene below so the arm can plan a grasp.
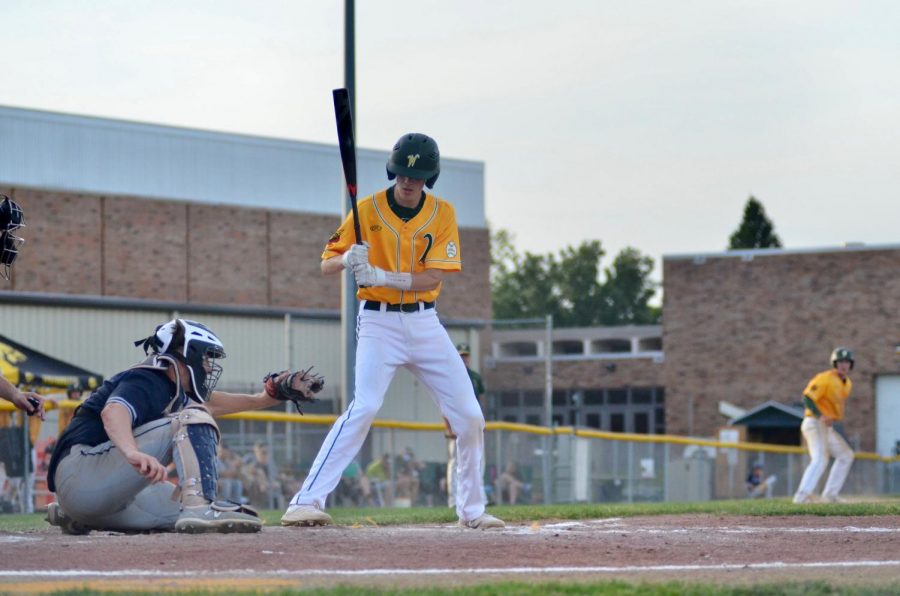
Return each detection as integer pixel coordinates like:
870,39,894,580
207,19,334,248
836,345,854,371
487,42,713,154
322,189,462,304
803,369,852,420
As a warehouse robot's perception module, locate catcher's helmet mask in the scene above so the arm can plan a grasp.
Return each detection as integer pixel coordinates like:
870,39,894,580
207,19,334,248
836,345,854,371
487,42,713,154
386,133,440,189
0,196,26,280
137,319,226,402
831,347,854,370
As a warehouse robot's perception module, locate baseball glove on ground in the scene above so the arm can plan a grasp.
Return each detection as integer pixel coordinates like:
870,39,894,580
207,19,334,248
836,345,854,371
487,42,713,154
263,367,325,414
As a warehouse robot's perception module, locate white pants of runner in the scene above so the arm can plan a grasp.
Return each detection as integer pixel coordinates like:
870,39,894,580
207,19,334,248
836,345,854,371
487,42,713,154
291,302,488,522
794,416,854,501
53,417,181,531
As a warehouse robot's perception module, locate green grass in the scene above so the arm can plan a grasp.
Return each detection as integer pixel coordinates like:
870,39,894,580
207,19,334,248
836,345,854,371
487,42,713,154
4,497,899,532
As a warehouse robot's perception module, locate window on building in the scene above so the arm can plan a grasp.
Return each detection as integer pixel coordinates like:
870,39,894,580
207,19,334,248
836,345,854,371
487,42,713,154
638,337,662,351
584,389,604,405
591,339,631,353
608,389,628,404
553,340,583,355
632,388,653,404
634,412,650,434
500,392,520,408
523,392,543,407
498,341,538,357
610,413,625,432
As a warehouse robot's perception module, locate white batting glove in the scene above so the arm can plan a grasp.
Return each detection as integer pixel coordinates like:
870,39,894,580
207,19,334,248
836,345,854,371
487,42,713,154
341,242,369,270
354,264,387,287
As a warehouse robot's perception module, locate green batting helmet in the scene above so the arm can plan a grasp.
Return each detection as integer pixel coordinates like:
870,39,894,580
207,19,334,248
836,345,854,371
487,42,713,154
386,133,440,188
831,347,854,369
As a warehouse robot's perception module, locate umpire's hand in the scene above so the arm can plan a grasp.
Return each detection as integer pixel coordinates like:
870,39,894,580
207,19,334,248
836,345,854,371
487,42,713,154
124,450,168,483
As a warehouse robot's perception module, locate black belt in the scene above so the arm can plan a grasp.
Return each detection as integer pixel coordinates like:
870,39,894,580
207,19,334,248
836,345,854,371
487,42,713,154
363,300,435,313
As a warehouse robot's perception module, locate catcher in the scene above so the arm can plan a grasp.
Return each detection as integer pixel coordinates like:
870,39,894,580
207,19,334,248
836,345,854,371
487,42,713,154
46,318,323,535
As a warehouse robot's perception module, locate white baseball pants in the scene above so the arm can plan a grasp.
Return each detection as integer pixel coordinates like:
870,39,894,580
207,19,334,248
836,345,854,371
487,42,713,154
794,416,854,502
291,304,488,522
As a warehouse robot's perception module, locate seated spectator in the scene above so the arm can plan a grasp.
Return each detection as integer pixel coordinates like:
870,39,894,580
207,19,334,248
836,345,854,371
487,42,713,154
394,447,423,506
278,467,303,507
216,443,245,504
746,463,776,499
242,442,282,509
365,453,392,507
496,461,525,505
336,458,372,507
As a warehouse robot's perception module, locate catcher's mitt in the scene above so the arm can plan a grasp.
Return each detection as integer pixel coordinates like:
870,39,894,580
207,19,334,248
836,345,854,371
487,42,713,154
263,367,325,414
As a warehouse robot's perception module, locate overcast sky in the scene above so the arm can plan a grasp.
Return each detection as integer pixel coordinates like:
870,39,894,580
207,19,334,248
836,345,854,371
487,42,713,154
2,0,898,284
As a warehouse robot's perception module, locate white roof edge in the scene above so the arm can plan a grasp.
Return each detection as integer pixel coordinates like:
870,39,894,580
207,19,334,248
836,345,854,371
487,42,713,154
0,104,484,168
664,243,900,262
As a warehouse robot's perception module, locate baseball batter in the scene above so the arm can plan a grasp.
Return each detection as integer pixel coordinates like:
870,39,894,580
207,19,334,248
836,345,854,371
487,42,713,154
793,347,855,504
282,133,504,530
46,318,322,534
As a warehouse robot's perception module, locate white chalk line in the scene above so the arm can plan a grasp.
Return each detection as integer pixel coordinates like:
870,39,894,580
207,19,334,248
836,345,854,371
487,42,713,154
515,521,900,535
3,560,900,579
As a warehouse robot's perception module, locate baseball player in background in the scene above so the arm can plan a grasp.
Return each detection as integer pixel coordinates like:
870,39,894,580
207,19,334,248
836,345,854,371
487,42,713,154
792,347,855,504
46,318,320,534
443,342,486,508
281,133,505,530
1,194,26,280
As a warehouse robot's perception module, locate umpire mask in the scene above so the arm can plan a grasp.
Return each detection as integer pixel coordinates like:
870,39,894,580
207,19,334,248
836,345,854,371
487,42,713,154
137,319,226,402
0,196,25,280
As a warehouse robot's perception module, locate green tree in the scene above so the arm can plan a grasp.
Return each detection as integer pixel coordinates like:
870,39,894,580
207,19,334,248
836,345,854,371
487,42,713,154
490,230,560,322
728,196,782,249
598,247,659,325
490,231,659,327
554,241,604,327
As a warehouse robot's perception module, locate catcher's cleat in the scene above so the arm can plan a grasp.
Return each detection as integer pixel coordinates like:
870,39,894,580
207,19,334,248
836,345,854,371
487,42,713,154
46,502,91,535
175,501,262,534
459,512,505,530
281,504,333,527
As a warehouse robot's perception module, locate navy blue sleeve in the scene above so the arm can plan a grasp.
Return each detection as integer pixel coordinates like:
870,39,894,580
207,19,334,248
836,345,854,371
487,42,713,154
105,370,174,428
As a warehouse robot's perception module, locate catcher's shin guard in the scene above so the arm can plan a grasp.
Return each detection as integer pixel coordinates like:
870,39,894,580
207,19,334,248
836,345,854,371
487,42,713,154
172,407,220,508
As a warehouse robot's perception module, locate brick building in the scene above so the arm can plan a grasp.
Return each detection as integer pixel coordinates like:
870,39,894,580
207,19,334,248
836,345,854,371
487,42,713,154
483,245,900,454
663,245,900,453
0,105,489,453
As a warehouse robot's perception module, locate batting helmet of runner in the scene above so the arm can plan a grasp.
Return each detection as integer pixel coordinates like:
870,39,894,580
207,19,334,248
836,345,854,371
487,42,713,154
386,133,440,188
138,319,226,401
830,347,854,370
0,195,25,280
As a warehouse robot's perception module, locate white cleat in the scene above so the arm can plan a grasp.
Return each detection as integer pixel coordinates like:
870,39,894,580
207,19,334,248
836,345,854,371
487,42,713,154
793,492,823,504
460,512,505,530
281,504,333,527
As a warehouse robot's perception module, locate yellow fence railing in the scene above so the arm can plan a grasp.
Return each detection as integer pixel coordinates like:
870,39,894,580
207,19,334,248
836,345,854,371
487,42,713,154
3,400,899,463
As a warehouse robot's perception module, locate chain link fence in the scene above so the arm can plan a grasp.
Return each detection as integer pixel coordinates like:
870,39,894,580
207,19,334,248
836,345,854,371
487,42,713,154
4,404,899,514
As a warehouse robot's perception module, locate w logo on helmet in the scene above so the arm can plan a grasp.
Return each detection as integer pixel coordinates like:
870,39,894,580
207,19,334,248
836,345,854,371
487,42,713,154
407,154,420,167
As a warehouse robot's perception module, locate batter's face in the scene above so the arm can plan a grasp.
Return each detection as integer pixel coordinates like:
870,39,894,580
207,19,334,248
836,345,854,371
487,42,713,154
835,360,851,378
394,175,426,207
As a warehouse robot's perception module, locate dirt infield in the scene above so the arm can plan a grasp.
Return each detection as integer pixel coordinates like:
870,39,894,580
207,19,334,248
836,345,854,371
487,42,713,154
3,514,900,591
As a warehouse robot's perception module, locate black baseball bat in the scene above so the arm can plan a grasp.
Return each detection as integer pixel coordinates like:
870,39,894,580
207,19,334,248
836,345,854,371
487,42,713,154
332,88,363,245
